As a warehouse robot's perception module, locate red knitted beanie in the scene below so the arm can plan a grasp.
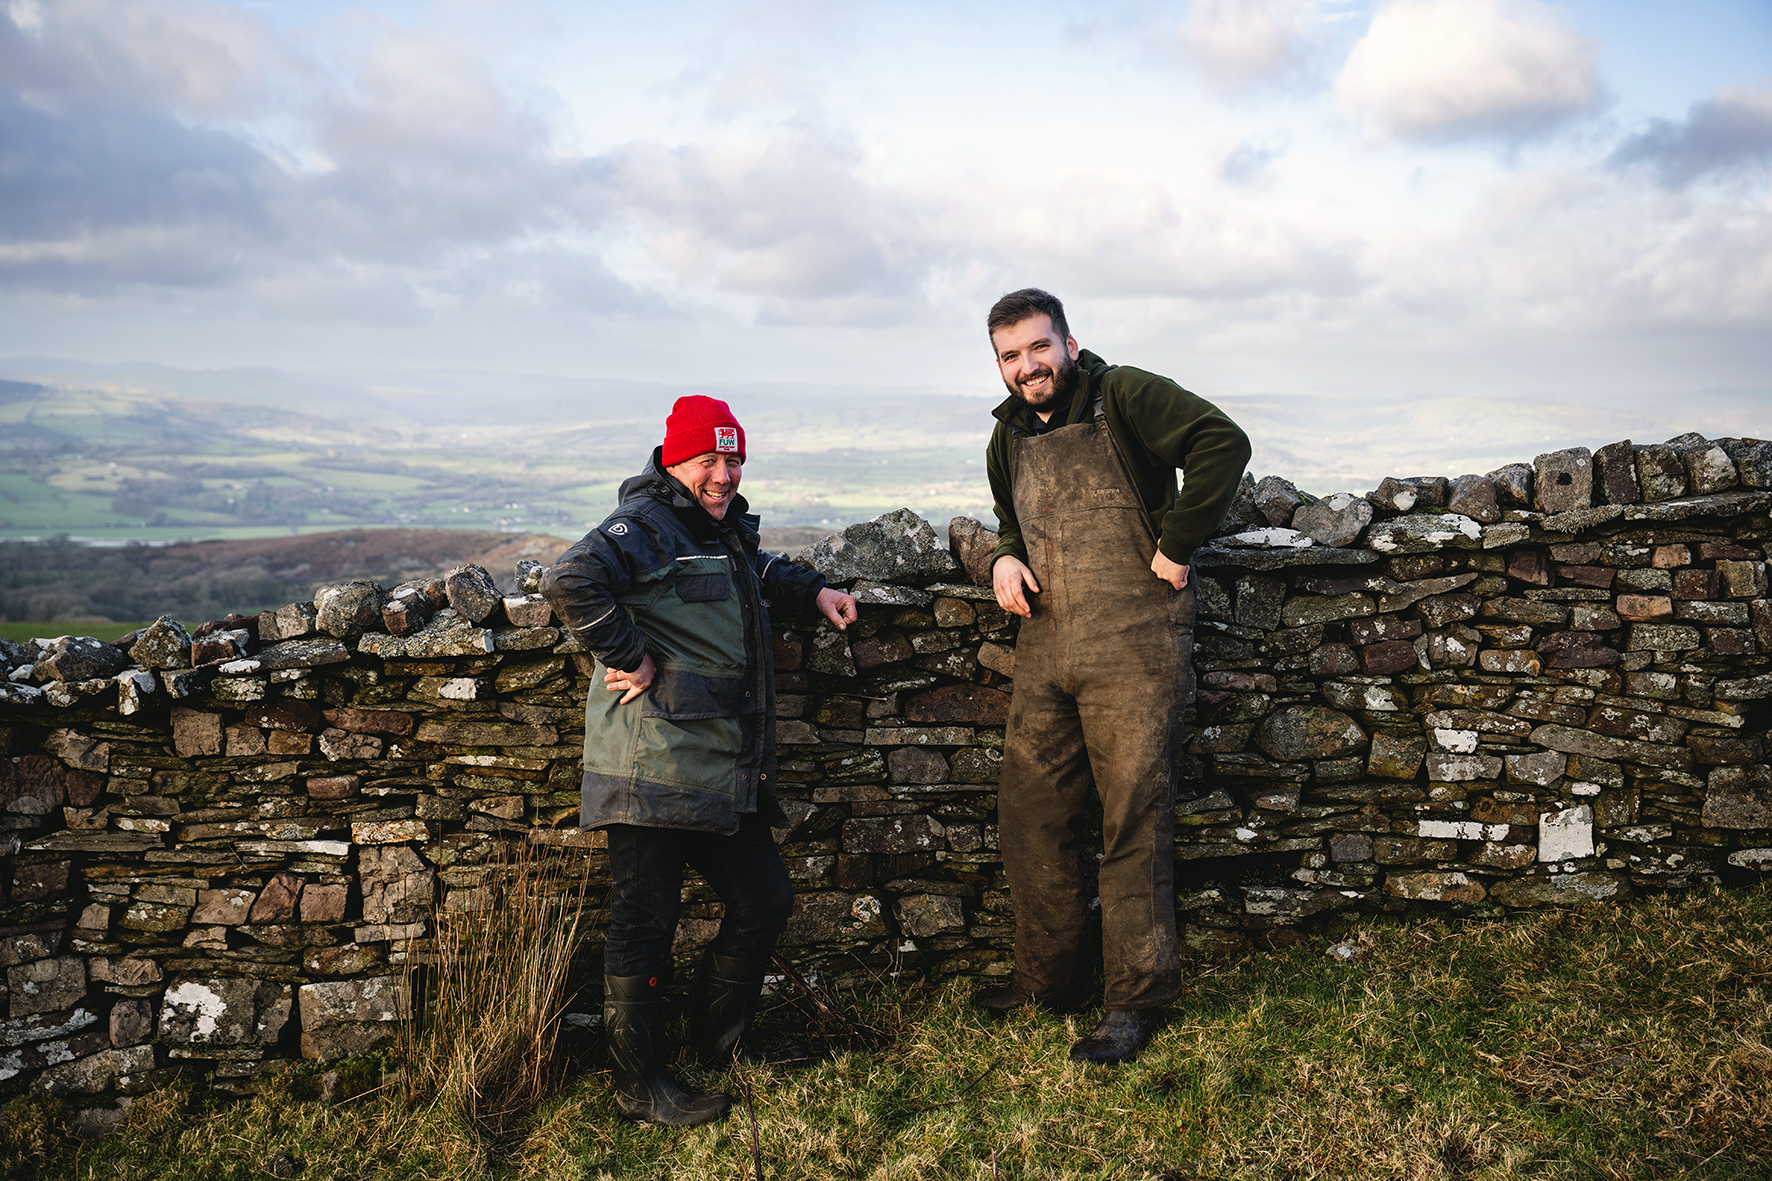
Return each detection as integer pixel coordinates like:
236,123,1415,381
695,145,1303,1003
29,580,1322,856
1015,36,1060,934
661,396,746,467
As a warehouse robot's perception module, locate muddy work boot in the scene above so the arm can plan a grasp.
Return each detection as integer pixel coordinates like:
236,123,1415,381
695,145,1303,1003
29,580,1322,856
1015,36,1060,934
1069,1008,1166,1066
604,974,731,1126
972,982,1096,1020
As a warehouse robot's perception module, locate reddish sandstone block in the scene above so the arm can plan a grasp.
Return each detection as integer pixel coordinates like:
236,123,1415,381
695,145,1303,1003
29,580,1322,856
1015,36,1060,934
905,683,1010,725
1358,640,1419,674
1554,564,1614,589
300,884,349,923
268,731,313,756
170,708,223,758
321,708,414,736
250,872,304,923
1652,544,1690,568
1616,595,1672,622
1507,551,1551,586
1673,568,1719,600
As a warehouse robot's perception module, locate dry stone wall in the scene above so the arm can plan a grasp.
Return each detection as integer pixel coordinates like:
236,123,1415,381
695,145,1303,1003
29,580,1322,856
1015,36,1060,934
3,437,1772,1116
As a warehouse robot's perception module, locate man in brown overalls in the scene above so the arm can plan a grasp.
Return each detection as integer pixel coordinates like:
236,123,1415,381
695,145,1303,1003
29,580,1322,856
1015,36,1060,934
975,288,1251,1064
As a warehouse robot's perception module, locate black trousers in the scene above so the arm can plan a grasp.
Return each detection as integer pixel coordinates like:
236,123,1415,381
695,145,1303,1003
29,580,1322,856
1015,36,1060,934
603,812,794,979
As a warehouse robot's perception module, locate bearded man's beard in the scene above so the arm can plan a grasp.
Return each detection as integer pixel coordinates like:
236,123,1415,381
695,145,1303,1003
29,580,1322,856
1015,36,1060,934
1005,351,1079,410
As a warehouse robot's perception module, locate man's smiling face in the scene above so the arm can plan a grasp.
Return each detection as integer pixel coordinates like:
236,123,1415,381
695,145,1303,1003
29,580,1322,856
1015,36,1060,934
992,312,1080,413
666,452,743,519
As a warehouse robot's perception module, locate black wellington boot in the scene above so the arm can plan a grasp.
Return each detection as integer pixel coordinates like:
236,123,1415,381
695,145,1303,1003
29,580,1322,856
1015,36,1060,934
688,950,767,1066
604,974,732,1126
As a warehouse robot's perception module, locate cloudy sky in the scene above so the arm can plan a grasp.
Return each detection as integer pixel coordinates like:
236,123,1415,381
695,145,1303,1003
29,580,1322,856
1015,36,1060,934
3,0,1770,412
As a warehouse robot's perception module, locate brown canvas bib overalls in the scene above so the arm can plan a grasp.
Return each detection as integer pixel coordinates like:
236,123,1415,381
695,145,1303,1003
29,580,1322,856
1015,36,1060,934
1000,403,1195,1011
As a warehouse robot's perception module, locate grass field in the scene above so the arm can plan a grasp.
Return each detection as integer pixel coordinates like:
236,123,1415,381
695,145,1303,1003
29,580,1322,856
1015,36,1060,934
0,620,155,644
7,887,1769,1180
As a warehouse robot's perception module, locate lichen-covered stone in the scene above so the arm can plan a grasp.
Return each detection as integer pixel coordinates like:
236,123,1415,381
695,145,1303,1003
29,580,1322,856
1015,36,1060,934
34,636,129,683
1281,593,1373,626
1255,706,1366,761
1445,475,1500,524
1702,766,1772,828
298,975,406,1061
947,516,999,587
360,845,435,923
1290,494,1374,547
1681,441,1739,495
443,564,502,624
314,580,386,640
1366,477,1419,513
1593,440,1640,505
1366,514,1483,554
256,637,352,670
7,956,86,1015
894,894,965,939
357,609,493,658
1254,475,1306,527
1723,437,1772,488
129,616,192,670
1534,447,1593,513
158,976,292,1048
1481,463,1529,508
841,815,946,854
1634,444,1687,502
800,508,960,586
1489,872,1629,907
381,585,432,636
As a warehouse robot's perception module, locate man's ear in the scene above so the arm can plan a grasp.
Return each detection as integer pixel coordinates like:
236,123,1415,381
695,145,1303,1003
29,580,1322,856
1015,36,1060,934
1066,335,1080,361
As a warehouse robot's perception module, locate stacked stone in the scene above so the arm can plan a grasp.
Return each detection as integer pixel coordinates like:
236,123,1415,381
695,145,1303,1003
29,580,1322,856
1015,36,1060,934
3,431,1771,1114
768,509,1014,982
1177,432,1772,955
0,564,592,1114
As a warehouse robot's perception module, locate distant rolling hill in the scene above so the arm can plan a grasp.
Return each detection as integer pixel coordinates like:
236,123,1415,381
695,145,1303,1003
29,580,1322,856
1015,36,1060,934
0,357,1763,549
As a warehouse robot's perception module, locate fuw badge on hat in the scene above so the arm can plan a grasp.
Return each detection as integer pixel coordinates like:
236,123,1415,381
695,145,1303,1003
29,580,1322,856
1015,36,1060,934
714,426,738,453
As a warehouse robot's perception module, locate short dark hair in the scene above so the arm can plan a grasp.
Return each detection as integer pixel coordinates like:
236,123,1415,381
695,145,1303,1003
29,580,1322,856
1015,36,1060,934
987,288,1069,344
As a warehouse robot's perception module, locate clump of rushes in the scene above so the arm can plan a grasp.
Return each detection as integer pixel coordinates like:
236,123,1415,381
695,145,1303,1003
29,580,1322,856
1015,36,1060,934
404,841,594,1143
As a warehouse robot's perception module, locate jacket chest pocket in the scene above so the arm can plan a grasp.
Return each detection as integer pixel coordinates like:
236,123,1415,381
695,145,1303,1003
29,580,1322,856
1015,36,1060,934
675,572,730,602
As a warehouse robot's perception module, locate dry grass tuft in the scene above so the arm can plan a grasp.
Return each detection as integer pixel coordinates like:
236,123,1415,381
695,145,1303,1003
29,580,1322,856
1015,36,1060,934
404,842,594,1144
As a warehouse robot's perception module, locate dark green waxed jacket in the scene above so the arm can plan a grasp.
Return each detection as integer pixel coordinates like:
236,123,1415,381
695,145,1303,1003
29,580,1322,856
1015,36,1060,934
987,350,1251,567
541,452,826,834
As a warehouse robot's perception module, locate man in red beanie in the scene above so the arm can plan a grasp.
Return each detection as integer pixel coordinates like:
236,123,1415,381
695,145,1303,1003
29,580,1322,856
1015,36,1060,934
543,395,857,1126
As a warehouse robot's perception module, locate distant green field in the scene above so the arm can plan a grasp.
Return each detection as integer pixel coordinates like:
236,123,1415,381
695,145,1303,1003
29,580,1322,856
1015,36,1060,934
0,620,154,644
0,380,996,545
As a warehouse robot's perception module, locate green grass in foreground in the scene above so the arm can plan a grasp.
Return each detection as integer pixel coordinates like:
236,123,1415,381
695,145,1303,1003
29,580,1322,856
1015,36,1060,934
8,887,1771,1180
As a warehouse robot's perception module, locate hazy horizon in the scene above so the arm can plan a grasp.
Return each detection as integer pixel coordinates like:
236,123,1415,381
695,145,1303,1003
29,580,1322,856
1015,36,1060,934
4,355,1764,506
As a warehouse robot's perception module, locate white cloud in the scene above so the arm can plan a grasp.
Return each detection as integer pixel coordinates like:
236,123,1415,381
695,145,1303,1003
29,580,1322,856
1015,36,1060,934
1365,166,1772,341
1177,0,1300,87
1336,0,1601,142
0,0,299,116
1610,86,1772,187
596,130,933,304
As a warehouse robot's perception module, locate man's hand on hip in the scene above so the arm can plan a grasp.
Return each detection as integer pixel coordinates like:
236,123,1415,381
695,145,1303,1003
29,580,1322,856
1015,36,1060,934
816,587,859,631
1151,551,1191,590
993,555,1041,618
605,653,656,704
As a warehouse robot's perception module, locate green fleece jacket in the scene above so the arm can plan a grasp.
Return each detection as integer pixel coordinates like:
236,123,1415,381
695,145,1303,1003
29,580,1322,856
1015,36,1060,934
987,349,1251,567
